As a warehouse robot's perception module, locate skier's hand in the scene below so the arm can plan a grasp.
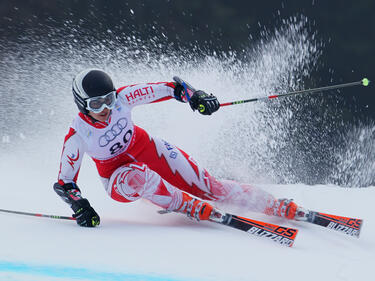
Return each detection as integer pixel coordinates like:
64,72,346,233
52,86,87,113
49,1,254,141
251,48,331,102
189,90,220,115
72,199,100,227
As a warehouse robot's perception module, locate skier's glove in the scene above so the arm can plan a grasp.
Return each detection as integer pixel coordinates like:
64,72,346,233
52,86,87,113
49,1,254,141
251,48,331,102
71,199,100,227
173,83,186,102
53,182,100,227
189,90,220,115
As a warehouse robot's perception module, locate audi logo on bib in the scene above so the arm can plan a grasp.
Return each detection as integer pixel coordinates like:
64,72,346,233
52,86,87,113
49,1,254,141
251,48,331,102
99,117,129,147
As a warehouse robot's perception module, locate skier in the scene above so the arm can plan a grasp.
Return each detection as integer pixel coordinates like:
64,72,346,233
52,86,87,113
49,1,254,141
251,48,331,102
54,69,308,227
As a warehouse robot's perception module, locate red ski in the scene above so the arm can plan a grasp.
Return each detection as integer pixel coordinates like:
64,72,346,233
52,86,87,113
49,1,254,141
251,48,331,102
211,212,298,247
307,211,363,237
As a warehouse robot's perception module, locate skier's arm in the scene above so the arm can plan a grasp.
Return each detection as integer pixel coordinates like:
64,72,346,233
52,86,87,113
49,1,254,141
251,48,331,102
117,82,177,108
57,128,84,185
117,81,220,115
54,127,100,227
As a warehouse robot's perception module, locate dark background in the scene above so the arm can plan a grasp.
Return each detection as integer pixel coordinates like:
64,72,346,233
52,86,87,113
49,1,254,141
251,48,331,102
1,0,373,124
1,0,373,120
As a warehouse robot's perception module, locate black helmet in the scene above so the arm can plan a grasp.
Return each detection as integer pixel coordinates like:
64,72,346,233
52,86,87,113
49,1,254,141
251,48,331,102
72,69,116,114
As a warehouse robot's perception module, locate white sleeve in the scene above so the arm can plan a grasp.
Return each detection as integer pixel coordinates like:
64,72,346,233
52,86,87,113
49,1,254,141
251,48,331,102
117,82,176,108
57,127,86,185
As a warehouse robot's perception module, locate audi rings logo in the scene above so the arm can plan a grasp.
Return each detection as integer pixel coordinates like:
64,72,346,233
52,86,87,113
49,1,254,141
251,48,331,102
99,117,129,147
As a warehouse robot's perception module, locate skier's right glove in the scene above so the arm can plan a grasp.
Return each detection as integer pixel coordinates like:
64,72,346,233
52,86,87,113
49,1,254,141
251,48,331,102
71,199,100,227
53,182,100,227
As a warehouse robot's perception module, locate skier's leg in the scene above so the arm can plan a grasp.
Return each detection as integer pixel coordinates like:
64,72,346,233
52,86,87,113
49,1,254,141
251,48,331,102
131,132,307,220
206,176,308,220
207,176,275,214
130,133,214,199
106,162,214,221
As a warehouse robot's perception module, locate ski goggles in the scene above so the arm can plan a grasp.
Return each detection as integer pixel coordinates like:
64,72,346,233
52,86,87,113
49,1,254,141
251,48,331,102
86,91,117,113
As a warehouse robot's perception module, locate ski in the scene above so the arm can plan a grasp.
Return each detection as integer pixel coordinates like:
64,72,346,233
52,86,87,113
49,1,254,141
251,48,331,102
210,212,298,247
159,209,298,247
306,211,362,238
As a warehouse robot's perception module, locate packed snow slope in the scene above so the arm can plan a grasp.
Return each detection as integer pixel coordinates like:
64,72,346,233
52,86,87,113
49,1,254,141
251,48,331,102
0,154,374,281
1,17,374,281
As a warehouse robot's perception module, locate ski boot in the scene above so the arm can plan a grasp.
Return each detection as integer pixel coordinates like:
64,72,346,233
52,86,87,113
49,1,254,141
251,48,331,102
177,193,215,221
266,198,310,221
158,192,224,222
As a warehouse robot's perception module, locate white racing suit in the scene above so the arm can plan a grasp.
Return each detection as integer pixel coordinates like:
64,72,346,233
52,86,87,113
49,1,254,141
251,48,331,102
58,82,276,214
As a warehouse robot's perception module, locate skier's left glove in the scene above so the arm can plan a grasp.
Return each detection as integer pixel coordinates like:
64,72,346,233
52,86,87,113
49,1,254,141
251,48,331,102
189,90,220,115
71,199,100,227
173,83,186,102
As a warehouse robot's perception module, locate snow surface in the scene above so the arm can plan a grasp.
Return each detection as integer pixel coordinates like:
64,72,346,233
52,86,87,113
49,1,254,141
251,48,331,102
1,17,374,281
0,150,374,281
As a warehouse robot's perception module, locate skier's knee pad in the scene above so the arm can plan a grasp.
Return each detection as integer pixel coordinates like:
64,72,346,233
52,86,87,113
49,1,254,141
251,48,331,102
108,162,155,203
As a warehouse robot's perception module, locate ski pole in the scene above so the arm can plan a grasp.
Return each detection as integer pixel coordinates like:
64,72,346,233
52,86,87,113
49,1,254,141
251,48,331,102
0,208,75,221
220,78,370,107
